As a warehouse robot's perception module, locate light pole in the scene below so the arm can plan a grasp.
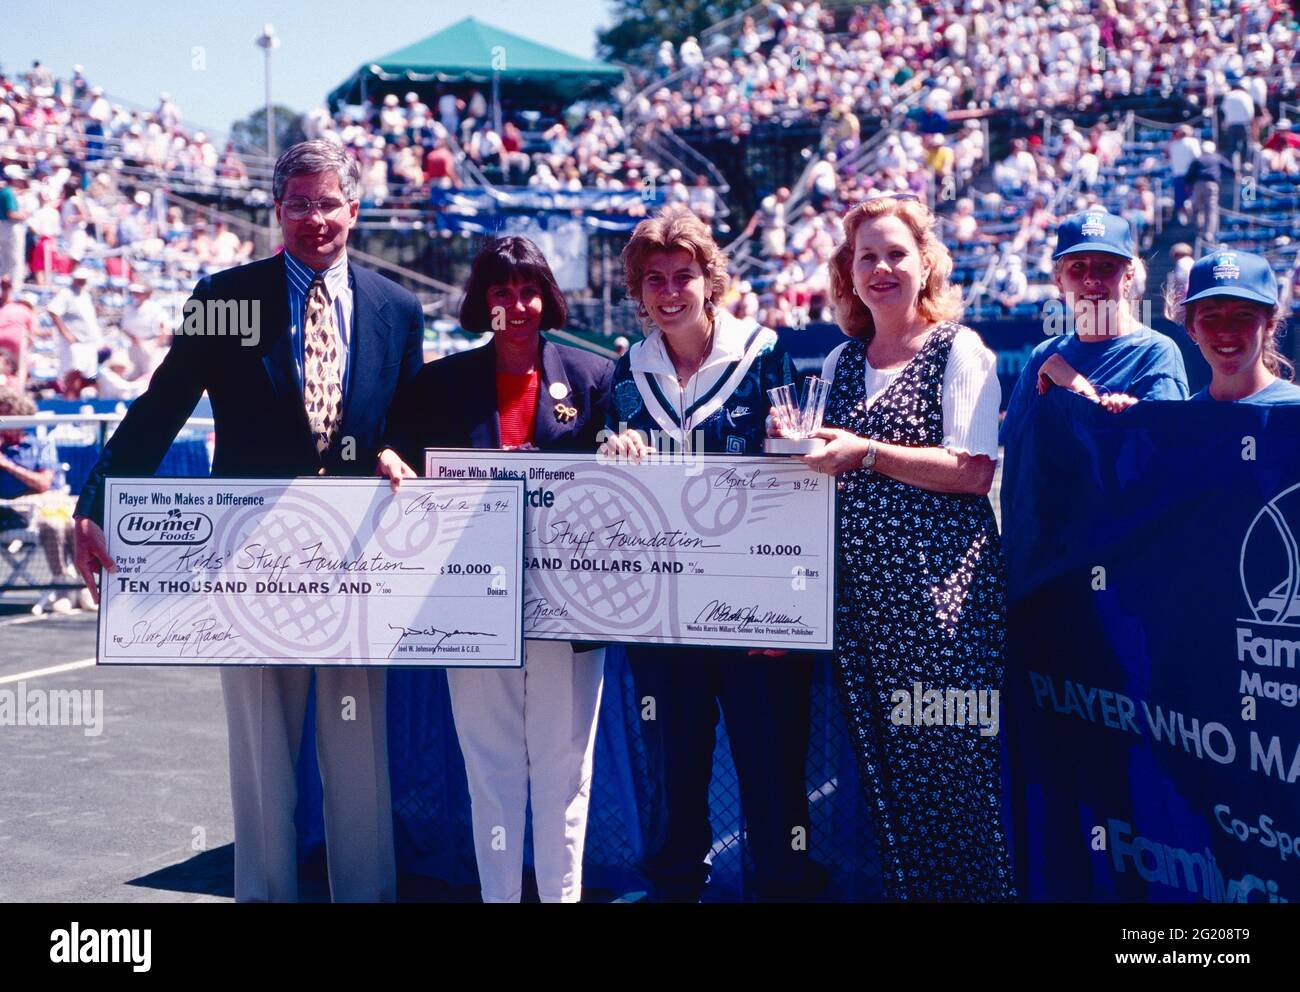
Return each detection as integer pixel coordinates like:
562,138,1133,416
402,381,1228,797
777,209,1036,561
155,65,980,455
255,23,280,158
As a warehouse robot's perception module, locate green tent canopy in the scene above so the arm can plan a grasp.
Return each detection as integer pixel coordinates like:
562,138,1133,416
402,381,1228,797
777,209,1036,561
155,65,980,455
326,16,625,110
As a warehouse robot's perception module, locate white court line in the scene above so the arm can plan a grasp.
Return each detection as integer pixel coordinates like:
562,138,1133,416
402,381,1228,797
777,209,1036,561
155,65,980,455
0,613,52,627
0,610,96,628
0,658,96,685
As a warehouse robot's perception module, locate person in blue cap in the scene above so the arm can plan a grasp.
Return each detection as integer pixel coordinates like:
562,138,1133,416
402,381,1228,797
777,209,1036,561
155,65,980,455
1001,207,1189,430
1166,249,1300,405
998,208,1189,534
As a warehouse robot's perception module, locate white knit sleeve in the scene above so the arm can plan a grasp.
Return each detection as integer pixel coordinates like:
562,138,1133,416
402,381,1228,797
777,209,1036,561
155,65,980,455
941,328,1001,461
821,341,848,383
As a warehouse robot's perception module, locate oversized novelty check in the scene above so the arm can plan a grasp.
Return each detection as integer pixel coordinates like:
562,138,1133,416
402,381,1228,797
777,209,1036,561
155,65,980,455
424,450,835,650
97,477,525,667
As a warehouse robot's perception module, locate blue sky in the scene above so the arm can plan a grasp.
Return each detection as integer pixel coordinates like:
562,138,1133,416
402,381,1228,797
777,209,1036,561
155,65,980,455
1,0,612,138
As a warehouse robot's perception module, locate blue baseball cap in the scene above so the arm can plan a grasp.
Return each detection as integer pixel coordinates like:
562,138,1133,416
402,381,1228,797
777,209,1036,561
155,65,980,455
1183,249,1279,307
1052,208,1134,261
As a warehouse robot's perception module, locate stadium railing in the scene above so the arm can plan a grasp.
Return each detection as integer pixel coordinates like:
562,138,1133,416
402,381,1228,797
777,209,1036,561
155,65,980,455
0,412,214,598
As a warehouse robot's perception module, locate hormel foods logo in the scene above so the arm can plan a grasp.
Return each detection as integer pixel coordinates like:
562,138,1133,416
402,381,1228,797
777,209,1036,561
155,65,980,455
116,508,213,546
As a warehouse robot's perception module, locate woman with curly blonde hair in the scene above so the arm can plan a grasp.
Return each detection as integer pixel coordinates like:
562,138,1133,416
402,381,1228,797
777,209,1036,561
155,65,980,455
802,193,1014,900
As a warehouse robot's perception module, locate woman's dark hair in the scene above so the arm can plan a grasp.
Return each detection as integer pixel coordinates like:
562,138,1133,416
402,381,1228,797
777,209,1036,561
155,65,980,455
459,236,568,333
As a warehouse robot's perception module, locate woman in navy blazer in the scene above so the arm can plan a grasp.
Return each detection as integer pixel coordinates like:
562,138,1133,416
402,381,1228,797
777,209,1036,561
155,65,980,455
380,236,613,902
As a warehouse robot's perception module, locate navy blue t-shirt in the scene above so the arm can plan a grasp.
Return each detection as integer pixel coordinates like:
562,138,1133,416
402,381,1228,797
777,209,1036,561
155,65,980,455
1001,326,1190,447
1000,327,1189,540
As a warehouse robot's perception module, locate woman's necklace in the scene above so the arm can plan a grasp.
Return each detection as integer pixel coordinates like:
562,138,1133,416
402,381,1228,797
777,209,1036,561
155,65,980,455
670,320,716,388
663,318,715,432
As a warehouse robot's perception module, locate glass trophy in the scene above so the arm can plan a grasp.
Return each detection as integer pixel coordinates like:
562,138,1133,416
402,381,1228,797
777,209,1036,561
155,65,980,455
765,376,831,454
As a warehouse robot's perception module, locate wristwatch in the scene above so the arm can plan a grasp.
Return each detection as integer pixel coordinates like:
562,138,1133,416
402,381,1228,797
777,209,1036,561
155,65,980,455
860,438,878,471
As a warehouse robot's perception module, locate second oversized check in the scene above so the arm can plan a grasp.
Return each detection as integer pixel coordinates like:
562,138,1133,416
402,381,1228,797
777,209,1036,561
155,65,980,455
425,450,835,650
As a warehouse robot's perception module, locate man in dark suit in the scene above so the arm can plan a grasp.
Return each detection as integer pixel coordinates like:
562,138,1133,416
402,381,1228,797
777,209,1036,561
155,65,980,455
73,139,424,902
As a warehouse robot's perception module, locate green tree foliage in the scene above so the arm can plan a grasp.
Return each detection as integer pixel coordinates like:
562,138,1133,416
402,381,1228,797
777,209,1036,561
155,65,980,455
229,104,305,157
597,0,754,65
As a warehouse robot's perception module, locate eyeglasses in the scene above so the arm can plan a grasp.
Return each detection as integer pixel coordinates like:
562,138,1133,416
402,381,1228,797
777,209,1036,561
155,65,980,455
280,196,350,219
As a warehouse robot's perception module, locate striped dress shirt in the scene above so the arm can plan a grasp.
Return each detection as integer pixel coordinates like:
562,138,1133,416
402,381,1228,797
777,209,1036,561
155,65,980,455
283,249,354,402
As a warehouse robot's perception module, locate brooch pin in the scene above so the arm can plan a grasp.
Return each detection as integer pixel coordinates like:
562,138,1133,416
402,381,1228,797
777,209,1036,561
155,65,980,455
554,403,578,423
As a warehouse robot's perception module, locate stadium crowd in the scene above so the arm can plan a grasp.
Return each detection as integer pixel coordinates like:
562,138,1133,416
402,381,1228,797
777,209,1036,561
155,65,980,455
300,94,666,199
0,61,268,400
637,0,1297,132
0,61,257,197
707,0,1299,327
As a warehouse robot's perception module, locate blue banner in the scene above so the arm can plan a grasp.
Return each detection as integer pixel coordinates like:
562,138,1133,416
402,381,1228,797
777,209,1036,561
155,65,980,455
1003,389,1300,902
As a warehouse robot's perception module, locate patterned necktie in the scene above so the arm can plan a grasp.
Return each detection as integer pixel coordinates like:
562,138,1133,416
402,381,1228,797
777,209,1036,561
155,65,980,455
302,274,342,455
